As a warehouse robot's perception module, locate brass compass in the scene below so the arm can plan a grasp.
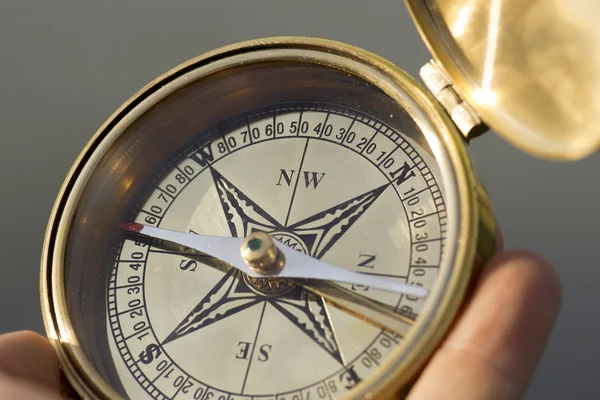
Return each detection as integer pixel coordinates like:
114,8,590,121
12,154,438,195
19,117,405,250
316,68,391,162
40,1,599,399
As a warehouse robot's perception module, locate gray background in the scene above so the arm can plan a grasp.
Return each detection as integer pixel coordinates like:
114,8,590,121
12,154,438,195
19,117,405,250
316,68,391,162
1,1,598,398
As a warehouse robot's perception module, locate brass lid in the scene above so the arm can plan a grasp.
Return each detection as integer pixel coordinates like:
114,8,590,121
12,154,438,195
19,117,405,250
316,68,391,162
405,0,600,160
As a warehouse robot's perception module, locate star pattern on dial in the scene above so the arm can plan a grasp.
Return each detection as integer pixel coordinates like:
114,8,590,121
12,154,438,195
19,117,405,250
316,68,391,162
162,165,390,365
162,269,259,345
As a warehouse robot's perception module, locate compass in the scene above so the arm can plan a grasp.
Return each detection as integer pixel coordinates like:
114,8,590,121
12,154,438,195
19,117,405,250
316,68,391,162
40,2,600,400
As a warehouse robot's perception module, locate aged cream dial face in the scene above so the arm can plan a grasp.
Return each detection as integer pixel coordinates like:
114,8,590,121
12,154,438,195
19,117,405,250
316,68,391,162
106,103,448,400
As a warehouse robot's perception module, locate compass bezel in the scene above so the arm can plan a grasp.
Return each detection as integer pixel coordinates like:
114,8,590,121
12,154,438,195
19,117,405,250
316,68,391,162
40,37,495,400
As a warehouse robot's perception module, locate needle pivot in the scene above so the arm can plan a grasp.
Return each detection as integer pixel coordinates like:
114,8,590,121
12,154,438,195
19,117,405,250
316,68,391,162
240,232,285,275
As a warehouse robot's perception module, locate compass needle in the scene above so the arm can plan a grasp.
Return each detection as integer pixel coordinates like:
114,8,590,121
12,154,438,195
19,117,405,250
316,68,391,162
120,223,429,298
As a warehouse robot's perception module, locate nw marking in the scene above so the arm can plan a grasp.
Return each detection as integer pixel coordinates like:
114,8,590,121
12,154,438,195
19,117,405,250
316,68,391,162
277,169,326,189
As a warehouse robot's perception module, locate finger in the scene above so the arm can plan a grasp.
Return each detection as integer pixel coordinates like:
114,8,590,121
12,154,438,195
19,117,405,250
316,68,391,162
0,331,60,392
0,374,63,400
407,250,562,400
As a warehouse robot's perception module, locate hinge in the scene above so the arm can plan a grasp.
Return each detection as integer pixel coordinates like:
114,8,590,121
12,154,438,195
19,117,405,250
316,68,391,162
419,60,488,140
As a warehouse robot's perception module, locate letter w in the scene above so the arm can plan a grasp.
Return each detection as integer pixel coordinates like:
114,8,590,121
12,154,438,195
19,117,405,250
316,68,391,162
190,144,214,167
303,171,326,189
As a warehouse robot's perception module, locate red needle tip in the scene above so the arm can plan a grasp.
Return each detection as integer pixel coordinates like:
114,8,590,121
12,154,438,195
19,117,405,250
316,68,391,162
119,221,144,233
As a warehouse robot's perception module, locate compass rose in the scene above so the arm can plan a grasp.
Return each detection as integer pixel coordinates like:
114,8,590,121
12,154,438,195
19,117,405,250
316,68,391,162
161,166,390,365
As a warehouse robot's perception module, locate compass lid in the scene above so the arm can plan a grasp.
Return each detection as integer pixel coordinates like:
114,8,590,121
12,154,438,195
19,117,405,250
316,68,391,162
405,0,600,160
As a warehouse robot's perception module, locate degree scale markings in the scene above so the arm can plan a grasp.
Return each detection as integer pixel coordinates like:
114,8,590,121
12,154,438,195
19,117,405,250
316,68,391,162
108,103,447,400
137,103,445,237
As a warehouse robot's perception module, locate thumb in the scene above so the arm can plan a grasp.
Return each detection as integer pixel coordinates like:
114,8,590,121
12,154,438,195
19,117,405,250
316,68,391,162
0,331,61,393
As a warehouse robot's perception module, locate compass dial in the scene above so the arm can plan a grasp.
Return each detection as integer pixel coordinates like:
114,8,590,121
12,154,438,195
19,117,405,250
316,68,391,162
42,39,479,400
108,104,446,399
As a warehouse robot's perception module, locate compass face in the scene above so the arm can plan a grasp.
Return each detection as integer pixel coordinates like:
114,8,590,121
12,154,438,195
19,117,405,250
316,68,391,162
106,103,447,400
47,44,467,400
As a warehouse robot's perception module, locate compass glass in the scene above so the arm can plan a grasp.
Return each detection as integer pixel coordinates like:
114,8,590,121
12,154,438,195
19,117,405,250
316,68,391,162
48,44,466,400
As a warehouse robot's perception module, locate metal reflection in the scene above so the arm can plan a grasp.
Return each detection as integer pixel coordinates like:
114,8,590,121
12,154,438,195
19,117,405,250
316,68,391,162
480,0,502,104
406,0,600,160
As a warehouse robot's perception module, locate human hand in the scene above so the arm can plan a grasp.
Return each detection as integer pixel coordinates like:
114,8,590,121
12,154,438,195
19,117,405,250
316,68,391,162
0,247,561,400
407,246,562,399
0,330,62,399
